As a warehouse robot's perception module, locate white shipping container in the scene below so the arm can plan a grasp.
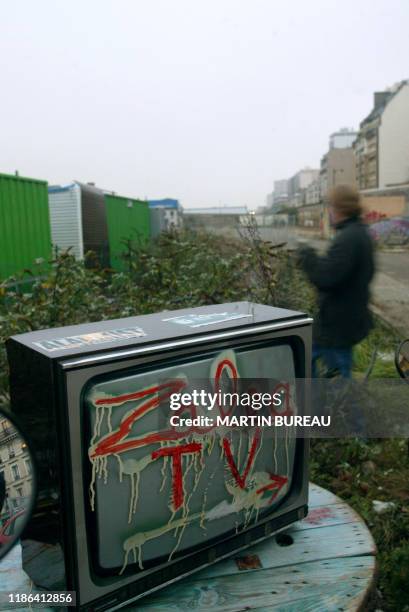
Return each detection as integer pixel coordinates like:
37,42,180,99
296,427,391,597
48,183,84,259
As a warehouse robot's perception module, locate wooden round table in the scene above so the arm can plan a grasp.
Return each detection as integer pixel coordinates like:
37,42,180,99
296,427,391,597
135,483,377,611
0,484,376,611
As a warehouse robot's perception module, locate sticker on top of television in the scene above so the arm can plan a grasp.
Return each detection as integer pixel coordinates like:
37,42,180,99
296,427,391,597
33,326,146,352
162,312,253,328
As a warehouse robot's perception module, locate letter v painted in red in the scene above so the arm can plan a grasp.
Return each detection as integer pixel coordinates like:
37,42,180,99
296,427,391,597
223,429,260,489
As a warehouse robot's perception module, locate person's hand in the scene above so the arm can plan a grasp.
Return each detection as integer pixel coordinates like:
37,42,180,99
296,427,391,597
296,243,315,266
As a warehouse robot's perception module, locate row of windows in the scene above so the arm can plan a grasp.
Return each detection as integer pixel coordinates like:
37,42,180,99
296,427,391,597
0,459,31,482
0,442,25,463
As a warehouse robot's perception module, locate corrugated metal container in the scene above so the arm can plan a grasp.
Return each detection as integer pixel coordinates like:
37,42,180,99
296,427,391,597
0,172,51,280
48,183,84,259
48,182,110,266
79,183,110,267
105,194,150,270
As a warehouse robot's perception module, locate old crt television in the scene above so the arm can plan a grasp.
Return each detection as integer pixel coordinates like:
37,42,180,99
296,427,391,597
7,302,312,611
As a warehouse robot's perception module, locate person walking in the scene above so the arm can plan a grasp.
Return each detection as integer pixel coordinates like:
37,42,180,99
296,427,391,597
298,184,375,378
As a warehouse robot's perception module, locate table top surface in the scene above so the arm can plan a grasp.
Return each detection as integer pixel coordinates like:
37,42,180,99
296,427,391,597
0,483,376,612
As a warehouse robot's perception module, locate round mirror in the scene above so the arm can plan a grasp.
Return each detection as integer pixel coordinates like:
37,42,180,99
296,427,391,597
395,339,409,382
0,409,36,559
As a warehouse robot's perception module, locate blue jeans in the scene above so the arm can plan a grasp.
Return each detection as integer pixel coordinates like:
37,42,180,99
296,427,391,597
312,345,353,378
311,345,366,434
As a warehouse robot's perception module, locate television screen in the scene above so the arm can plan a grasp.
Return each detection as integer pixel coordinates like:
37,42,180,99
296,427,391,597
85,343,296,575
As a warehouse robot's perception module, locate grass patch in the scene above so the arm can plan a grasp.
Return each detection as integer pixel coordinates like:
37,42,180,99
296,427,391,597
312,317,409,610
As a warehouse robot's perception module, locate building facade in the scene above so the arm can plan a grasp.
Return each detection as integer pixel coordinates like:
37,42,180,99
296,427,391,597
320,148,357,199
0,416,33,522
288,168,319,197
329,128,357,150
266,192,275,209
378,82,409,188
273,179,288,200
354,98,385,189
148,199,182,229
360,186,409,220
305,179,321,205
266,179,289,211
269,170,318,211
355,81,409,190
287,168,319,208
183,206,249,237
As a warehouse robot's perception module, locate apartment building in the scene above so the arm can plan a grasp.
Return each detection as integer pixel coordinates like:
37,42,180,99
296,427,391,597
329,128,357,150
268,179,289,210
287,168,319,207
305,179,321,205
355,81,409,189
320,148,357,198
0,416,33,520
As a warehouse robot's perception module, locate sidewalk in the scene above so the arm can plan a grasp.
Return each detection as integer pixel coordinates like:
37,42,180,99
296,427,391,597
372,271,409,336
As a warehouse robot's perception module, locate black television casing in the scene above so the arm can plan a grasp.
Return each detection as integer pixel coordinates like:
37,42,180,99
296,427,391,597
7,302,312,611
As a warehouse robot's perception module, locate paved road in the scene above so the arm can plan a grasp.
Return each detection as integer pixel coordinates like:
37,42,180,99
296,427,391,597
377,250,409,284
255,227,409,335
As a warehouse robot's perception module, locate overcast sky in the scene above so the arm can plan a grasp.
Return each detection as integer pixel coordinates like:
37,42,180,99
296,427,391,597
1,1,408,209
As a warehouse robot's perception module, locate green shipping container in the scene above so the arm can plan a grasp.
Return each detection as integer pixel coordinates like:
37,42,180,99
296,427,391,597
104,194,150,271
0,173,52,281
